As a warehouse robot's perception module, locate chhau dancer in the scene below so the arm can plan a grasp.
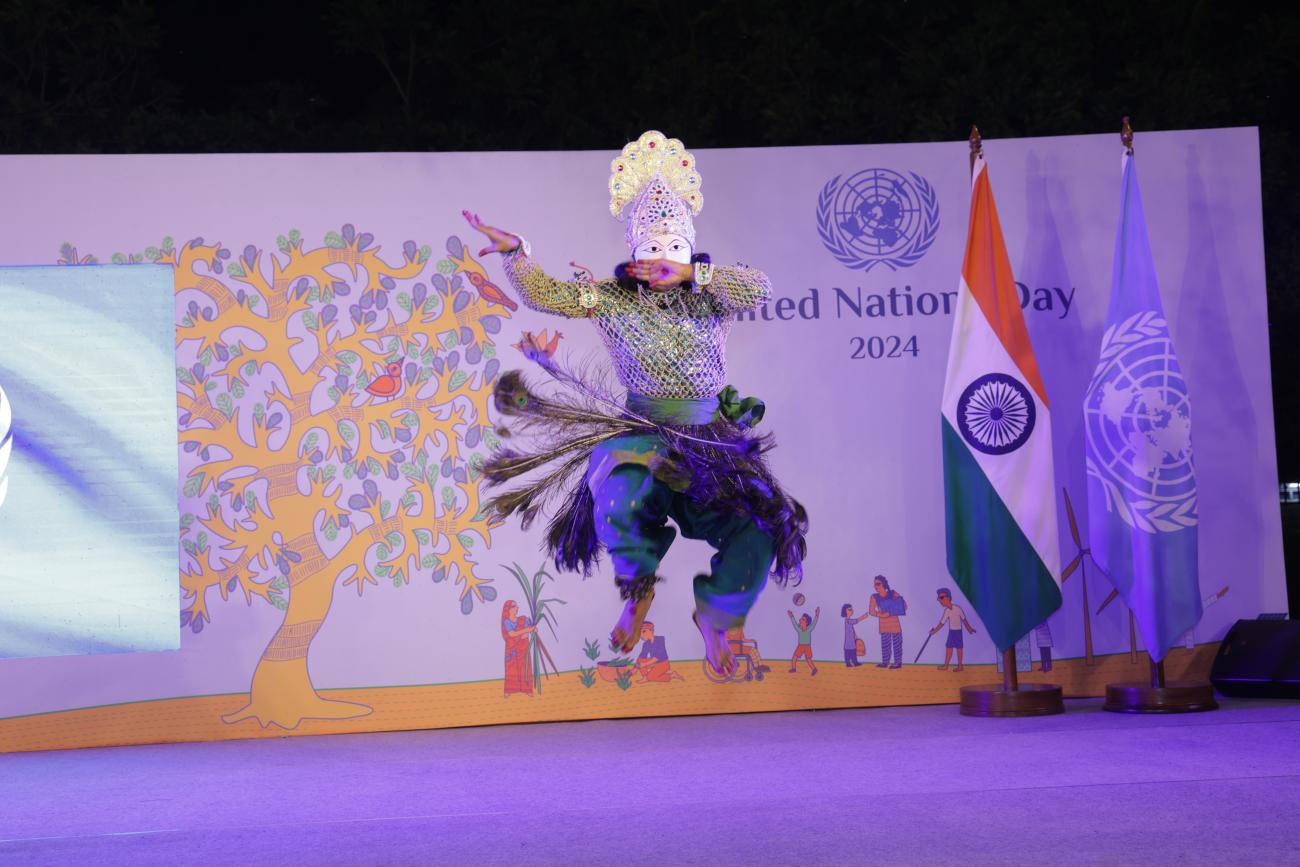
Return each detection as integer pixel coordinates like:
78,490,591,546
465,130,807,675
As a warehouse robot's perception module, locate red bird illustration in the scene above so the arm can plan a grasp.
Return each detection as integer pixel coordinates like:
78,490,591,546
466,270,518,312
512,329,564,362
364,362,404,402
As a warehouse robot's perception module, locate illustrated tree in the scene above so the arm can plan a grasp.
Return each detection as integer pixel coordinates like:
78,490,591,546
63,227,511,728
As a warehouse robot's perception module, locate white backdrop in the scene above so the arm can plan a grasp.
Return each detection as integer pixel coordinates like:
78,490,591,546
0,126,1283,721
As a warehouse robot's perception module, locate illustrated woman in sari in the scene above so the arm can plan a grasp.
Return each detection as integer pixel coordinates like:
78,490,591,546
501,600,538,696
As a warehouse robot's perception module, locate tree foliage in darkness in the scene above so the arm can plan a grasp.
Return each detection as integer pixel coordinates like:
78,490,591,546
2,0,1297,473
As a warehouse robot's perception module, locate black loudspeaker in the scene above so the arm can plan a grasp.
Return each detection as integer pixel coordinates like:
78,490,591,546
1210,618,1300,699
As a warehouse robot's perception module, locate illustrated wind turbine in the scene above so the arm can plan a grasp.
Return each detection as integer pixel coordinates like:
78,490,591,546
1060,488,1099,665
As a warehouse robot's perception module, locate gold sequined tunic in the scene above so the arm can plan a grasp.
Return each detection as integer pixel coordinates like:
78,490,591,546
500,249,772,400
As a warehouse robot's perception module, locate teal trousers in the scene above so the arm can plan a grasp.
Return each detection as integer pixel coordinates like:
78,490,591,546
591,462,775,628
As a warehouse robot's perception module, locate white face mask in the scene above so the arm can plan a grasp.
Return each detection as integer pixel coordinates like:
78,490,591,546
632,233,693,265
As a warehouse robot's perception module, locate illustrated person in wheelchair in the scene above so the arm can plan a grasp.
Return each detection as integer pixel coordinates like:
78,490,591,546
702,626,772,683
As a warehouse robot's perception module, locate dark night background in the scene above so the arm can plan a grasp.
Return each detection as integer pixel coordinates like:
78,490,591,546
1,0,1295,608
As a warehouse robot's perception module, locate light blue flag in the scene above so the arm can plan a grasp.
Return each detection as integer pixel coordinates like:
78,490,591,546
1083,152,1200,662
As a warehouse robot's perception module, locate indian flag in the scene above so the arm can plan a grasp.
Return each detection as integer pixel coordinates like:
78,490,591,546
941,152,1062,651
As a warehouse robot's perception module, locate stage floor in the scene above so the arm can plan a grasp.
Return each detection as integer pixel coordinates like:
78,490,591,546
2,697,1299,866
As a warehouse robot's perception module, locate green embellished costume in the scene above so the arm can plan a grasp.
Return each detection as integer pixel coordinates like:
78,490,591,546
481,129,806,630
484,247,807,628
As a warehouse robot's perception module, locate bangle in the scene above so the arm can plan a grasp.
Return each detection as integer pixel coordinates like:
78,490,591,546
693,260,714,287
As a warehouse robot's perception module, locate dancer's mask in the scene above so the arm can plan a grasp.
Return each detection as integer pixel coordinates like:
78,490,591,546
609,130,703,264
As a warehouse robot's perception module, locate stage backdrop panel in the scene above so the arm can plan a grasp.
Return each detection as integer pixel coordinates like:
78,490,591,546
0,265,179,659
0,127,1283,752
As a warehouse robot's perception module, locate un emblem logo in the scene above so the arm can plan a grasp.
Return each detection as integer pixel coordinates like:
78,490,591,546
816,168,940,272
1084,311,1197,534
957,373,1036,456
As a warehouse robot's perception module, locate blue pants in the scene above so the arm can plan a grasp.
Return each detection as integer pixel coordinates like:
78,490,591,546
592,464,775,628
880,633,903,665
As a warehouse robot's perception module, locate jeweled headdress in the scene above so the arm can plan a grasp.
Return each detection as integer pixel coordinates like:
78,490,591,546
608,130,703,250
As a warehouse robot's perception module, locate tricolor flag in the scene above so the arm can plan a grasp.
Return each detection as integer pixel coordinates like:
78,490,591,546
1084,151,1199,662
941,152,1062,651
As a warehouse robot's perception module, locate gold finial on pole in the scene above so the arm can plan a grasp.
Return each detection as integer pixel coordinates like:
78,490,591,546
1121,116,1134,155
969,125,983,174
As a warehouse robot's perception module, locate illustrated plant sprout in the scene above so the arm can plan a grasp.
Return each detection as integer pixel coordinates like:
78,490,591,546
615,667,634,691
579,667,597,688
505,562,566,694
582,637,601,661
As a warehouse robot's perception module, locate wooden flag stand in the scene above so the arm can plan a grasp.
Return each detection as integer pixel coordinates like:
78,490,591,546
1103,658,1218,713
960,646,1065,717
956,127,1064,718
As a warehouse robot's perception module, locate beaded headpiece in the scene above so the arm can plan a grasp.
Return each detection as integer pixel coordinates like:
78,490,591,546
608,130,703,251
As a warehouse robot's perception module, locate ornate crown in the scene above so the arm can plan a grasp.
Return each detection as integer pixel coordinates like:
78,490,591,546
608,130,703,250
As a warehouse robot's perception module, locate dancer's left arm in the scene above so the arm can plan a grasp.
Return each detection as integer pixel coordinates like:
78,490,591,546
704,264,773,312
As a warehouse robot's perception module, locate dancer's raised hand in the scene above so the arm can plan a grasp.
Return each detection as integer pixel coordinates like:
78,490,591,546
623,258,694,292
462,210,521,257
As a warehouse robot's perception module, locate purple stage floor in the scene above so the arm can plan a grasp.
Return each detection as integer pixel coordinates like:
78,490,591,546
2,697,1299,865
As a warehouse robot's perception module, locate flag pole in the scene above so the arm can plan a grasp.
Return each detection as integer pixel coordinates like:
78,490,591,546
952,124,1062,717
971,123,1021,694
1095,117,1215,713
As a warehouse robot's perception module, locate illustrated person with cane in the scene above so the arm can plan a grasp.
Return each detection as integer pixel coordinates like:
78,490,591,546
929,587,977,671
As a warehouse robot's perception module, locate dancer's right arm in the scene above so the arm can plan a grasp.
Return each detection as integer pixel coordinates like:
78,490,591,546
463,210,601,318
